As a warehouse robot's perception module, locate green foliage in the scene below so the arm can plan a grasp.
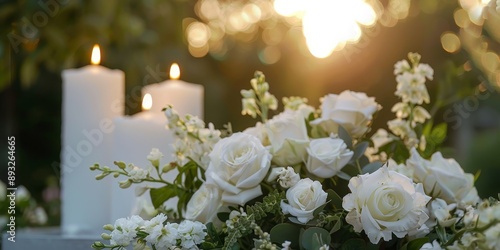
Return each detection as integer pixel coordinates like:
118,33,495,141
301,227,331,249
270,223,301,249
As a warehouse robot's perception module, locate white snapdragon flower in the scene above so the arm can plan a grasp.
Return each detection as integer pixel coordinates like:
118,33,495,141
343,167,431,244
155,223,179,249
281,178,328,223
391,102,411,119
394,59,411,75
305,137,353,178
365,129,394,162
177,220,208,249
484,223,500,250
277,167,300,188
387,119,416,140
147,148,163,167
412,106,431,125
415,63,434,80
127,164,149,182
110,216,144,246
395,72,430,104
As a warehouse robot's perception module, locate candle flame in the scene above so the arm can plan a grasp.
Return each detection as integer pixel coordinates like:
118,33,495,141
169,63,180,80
91,44,101,65
142,93,153,111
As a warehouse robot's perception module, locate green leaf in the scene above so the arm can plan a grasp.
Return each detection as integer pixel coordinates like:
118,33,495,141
336,171,351,181
329,217,342,234
340,238,366,250
301,227,331,250
338,125,353,149
149,185,181,208
429,123,447,145
352,141,369,160
326,189,343,209
217,212,230,222
401,237,429,250
313,203,328,217
270,223,301,249
362,161,384,174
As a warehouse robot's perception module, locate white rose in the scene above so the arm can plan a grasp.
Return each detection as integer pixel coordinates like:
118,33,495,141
306,137,353,178
311,91,380,138
205,132,271,205
185,183,222,223
342,167,431,244
266,111,309,166
280,178,327,223
407,148,480,206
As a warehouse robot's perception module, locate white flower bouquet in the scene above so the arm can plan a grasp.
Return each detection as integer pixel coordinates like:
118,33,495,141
91,53,499,250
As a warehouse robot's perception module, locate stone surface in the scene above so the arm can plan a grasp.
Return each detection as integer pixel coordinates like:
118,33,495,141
2,227,104,250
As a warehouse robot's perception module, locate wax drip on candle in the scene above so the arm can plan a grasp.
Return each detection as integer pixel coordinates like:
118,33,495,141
142,93,153,111
91,44,101,65
170,63,180,80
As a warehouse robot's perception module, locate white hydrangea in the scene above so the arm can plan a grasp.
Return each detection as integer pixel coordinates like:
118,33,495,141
143,214,168,244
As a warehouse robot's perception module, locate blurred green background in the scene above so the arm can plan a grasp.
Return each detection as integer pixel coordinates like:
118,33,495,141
0,0,499,227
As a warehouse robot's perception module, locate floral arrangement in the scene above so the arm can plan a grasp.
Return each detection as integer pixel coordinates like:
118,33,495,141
91,53,499,250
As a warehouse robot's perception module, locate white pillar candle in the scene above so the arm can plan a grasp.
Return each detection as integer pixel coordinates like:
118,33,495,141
110,94,176,221
142,63,203,118
61,45,124,235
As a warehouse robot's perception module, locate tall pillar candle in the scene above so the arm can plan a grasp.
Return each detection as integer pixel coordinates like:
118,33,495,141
61,45,124,234
142,63,203,118
110,94,176,221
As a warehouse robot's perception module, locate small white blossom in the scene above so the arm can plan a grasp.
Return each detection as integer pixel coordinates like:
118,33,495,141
177,220,208,249
430,199,457,227
277,167,300,188
110,216,144,246
127,164,149,182
484,223,500,250
412,106,431,125
155,223,179,249
395,72,430,104
394,59,411,75
281,241,292,250
387,119,416,140
391,102,411,119
419,240,444,250
147,148,163,166
415,63,434,80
